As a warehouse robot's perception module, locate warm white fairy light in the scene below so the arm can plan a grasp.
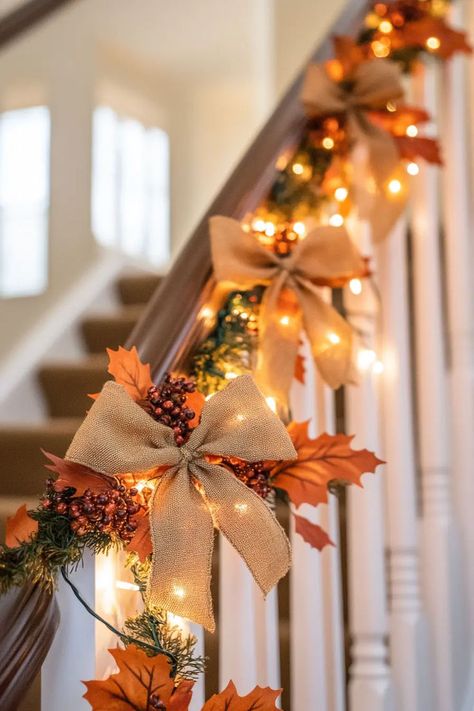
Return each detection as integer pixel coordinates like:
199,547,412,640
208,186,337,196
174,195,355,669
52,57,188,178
252,218,265,232
292,162,304,175
234,502,249,514
373,360,385,374
349,278,362,295
293,221,306,236
322,136,335,150
335,187,348,202
266,396,277,413
388,178,402,195
116,580,140,592
407,161,419,176
264,222,276,237
357,348,377,371
173,585,186,599
379,19,393,33
406,124,418,138
225,371,238,380
279,315,290,326
329,214,344,227
426,36,441,50
327,332,341,345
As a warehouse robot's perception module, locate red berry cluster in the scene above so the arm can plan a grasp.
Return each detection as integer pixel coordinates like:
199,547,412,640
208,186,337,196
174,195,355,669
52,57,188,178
42,479,143,542
146,373,197,445
149,695,166,710
222,458,272,499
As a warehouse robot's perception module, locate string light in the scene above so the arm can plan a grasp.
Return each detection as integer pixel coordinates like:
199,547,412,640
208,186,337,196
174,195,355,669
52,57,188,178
327,332,341,345
357,348,377,370
252,218,265,232
334,186,348,202
292,163,304,175
379,19,393,33
265,396,277,413
234,502,249,514
279,315,290,326
173,585,186,599
406,124,418,138
372,39,391,57
293,221,306,236
407,161,419,176
388,178,402,195
373,360,385,374
386,101,397,112
225,371,238,380
329,214,344,227
426,36,441,50
322,136,335,150
349,278,362,295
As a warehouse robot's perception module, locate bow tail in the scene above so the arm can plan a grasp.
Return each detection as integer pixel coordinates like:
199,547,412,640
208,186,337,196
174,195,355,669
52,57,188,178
255,273,302,409
298,281,356,389
147,466,216,631
197,462,291,595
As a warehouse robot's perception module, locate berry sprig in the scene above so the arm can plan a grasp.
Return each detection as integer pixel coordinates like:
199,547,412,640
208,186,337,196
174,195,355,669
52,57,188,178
220,458,273,499
41,478,143,542
146,374,197,445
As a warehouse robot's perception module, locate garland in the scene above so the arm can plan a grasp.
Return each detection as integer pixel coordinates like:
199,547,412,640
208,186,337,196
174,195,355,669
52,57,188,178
0,1,470,709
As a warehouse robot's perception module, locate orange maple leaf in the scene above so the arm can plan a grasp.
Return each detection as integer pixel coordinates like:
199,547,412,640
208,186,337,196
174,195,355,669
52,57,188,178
293,513,334,551
394,135,443,165
390,15,472,59
83,645,191,710
90,346,153,402
369,105,431,135
126,511,153,562
202,681,281,710
294,351,306,385
5,504,39,548
271,423,384,507
43,450,114,496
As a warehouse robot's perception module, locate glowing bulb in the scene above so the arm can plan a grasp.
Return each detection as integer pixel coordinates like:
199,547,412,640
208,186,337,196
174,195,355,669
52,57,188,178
116,580,140,591
373,360,385,374
292,163,304,175
388,178,402,195
379,19,393,33
167,613,188,633
252,218,265,232
199,306,214,322
293,221,306,236
406,124,418,137
349,278,362,295
329,214,344,227
426,36,441,50
279,315,290,326
322,136,335,150
386,101,397,112
327,332,341,345
372,39,390,57
205,393,215,400
173,585,186,599
357,348,377,370
225,371,238,380
335,187,348,202
236,413,245,422
407,161,419,176
234,502,249,514
264,222,276,237
266,396,277,413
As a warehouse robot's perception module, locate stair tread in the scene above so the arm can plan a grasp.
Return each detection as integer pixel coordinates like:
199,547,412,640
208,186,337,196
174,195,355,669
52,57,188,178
80,306,144,354
116,274,161,306
38,356,109,418
81,305,144,326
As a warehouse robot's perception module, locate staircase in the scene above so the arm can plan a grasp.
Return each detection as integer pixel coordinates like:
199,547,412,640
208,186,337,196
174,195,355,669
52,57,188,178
0,273,161,513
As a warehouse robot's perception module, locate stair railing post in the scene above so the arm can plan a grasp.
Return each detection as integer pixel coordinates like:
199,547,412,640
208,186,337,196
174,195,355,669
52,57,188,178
375,218,434,710
410,60,469,711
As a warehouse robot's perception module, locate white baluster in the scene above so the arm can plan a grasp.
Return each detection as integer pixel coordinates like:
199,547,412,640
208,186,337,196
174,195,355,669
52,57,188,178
42,553,96,710
188,624,205,711
411,60,469,711
219,538,258,693
345,222,395,711
440,0,474,651
375,218,434,710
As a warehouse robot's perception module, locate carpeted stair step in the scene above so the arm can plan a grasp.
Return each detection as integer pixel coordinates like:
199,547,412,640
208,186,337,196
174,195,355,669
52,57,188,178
37,356,108,418
116,274,162,306
80,305,144,354
0,418,81,497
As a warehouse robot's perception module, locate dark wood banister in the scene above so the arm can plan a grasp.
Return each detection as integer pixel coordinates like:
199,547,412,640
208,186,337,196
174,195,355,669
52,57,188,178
0,0,77,48
127,0,369,379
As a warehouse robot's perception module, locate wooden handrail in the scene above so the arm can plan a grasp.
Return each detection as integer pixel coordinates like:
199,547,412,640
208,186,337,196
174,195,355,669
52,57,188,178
0,0,77,49
127,0,369,379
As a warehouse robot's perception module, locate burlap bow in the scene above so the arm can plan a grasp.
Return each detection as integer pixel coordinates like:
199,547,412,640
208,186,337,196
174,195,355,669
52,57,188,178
301,59,406,239
210,216,366,405
65,376,296,631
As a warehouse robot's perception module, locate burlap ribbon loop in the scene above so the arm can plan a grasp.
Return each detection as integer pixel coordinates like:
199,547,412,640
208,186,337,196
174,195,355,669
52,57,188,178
209,216,366,405
301,59,406,239
65,376,296,631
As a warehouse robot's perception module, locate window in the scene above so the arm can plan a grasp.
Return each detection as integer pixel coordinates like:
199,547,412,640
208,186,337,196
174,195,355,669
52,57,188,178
92,107,170,269
0,106,50,298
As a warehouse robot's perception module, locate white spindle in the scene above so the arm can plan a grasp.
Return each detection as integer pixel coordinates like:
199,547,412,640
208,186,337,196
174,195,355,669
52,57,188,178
375,218,434,710
440,0,474,648
411,60,469,711
345,223,395,711
42,554,96,710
